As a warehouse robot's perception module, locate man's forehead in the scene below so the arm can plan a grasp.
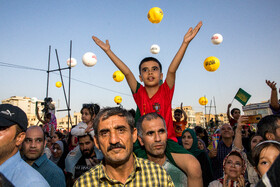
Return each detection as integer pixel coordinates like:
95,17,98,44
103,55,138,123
99,115,129,129
142,118,165,130
26,127,44,137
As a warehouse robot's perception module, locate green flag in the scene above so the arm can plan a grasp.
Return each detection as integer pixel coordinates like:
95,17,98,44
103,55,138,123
234,88,251,106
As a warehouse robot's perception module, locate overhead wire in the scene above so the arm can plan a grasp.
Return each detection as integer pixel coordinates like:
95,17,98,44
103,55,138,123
0,61,131,97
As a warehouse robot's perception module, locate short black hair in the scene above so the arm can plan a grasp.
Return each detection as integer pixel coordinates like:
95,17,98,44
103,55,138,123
139,57,162,75
257,115,280,140
174,109,183,115
230,108,240,116
77,134,94,142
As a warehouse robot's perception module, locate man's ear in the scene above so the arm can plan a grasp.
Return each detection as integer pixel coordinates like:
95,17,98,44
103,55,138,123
16,132,26,147
137,135,144,146
160,73,163,81
265,132,275,140
139,75,143,82
132,128,138,144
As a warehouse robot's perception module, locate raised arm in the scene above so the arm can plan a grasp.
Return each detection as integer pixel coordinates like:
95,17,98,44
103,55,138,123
181,102,188,122
36,106,47,124
234,115,248,150
227,103,232,120
266,80,280,111
166,21,202,89
172,153,203,187
92,36,138,93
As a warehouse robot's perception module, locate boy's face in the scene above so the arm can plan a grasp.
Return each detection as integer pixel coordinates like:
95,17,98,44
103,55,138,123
232,109,240,119
139,61,163,87
174,112,182,121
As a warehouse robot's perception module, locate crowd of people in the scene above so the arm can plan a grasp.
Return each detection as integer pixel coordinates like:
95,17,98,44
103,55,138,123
1,21,280,187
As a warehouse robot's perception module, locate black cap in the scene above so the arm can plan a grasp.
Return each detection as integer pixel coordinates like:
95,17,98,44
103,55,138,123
0,104,28,131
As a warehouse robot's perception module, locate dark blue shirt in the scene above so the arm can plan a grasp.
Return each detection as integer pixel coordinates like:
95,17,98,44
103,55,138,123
211,140,232,180
31,154,66,187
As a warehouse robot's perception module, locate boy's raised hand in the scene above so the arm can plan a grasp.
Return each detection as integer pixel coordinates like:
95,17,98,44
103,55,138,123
92,36,110,52
266,80,277,90
183,21,203,43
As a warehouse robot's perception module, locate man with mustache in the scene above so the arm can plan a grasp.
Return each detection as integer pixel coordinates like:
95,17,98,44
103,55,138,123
74,107,174,186
21,126,66,187
136,112,203,187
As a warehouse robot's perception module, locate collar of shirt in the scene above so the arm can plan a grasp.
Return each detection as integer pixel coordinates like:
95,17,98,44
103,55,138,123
98,153,141,184
33,153,47,168
0,151,21,172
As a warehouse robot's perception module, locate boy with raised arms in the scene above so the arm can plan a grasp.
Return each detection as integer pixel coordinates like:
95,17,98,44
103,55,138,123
92,21,203,186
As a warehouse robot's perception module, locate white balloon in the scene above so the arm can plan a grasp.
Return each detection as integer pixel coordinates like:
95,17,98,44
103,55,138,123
211,33,223,45
31,97,37,103
150,44,160,54
82,52,97,67
67,58,77,67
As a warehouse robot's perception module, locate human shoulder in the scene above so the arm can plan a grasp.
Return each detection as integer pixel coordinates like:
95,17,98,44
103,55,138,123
135,157,169,175
74,163,102,185
16,158,50,186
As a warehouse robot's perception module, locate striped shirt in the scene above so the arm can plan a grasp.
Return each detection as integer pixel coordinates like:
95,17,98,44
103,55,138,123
74,154,174,187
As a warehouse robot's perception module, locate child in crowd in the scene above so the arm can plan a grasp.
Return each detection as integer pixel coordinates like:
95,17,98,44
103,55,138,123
173,102,188,145
92,21,202,142
71,103,100,138
92,21,203,186
65,103,102,177
227,103,241,127
252,140,280,178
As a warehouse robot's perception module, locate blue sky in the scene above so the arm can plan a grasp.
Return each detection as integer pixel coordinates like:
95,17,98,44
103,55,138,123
1,0,279,118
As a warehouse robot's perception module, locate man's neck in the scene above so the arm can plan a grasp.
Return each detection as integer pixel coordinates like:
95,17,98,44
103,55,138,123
104,155,135,184
145,85,160,98
0,149,18,166
222,137,233,147
147,154,166,166
25,159,36,166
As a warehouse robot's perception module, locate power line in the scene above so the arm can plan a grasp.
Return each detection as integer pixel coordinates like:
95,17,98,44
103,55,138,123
0,61,131,97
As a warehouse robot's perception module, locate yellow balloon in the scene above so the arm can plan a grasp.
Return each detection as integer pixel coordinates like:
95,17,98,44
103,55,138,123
56,81,62,88
199,97,208,106
113,70,125,82
204,56,220,72
147,7,164,24
114,96,122,104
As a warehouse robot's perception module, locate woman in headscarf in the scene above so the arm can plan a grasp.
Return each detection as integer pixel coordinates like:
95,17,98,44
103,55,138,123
208,151,246,187
182,128,213,187
50,140,68,172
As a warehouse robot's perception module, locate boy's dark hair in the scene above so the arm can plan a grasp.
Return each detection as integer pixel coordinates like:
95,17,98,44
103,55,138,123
139,57,162,74
257,115,280,140
230,108,240,115
174,109,183,115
